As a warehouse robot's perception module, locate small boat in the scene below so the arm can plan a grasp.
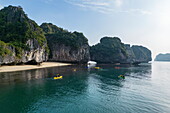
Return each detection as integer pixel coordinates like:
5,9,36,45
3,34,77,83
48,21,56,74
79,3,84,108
94,67,101,69
115,63,120,65
87,61,97,65
118,75,125,79
73,69,77,72
87,61,97,68
115,67,121,69
54,76,62,79
54,74,63,79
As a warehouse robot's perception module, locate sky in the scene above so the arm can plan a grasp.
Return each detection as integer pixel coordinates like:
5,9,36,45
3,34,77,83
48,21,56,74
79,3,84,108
0,0,170,59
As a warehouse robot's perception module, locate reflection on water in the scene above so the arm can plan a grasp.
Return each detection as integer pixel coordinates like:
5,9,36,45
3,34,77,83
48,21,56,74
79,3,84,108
0,65,88,85
0,62,170,113
0,69,48,85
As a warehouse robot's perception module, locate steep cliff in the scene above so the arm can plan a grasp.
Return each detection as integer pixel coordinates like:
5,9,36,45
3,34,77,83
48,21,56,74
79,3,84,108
90,37,152,64
0,6,48,65
155,53,170,61
40,23,90,63
132,46,152,63
124,44,136,63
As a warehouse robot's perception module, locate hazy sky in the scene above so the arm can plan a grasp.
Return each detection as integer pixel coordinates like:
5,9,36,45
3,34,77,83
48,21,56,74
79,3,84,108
0,0,170,59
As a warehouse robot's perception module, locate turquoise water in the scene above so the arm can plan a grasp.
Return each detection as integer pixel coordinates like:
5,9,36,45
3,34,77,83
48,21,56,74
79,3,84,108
0,62,170,113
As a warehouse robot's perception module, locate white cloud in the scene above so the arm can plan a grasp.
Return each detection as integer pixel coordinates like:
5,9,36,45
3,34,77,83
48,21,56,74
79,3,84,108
115,0,123,7
65,0,115,14
65,0,152,15
82,1,110,6
121,9,152,15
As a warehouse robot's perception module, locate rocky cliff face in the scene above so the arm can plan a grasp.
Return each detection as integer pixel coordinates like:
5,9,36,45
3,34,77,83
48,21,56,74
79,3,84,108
0,6,48,65
131,46,152,63
40,23,90,63
124,44,136,63
90,37,152,64
47,43,89,63
21,39,48,64
0,39,48,65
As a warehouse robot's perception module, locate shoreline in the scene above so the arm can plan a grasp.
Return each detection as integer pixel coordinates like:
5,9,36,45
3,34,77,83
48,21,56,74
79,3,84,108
0,62,72,73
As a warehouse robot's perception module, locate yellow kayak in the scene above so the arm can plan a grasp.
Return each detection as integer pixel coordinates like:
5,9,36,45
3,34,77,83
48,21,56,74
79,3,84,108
94,67,101,69
118,75,125,79
54,76,63,79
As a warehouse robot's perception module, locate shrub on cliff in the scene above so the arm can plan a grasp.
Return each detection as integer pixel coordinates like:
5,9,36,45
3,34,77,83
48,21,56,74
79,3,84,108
0,41,12,57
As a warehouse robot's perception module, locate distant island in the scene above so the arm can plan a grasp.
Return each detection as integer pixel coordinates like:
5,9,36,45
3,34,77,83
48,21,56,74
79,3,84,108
0,5,152,66
155,53,170,61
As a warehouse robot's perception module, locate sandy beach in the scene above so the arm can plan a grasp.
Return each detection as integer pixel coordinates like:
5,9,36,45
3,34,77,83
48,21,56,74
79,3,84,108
0,62,71,73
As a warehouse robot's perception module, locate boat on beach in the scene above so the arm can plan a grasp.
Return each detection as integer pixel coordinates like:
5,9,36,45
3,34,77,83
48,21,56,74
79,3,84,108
87,61,97,68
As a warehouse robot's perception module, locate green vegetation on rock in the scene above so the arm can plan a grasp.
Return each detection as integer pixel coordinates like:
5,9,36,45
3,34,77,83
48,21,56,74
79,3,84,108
0,5,47,57
0,41,12,57
40,23,88,49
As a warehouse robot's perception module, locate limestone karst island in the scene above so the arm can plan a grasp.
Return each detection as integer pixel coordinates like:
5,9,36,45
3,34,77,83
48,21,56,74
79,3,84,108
0,6,151,69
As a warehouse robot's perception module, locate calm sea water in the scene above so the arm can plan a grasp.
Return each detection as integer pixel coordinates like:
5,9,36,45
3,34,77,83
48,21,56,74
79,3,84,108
0,62,170,113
